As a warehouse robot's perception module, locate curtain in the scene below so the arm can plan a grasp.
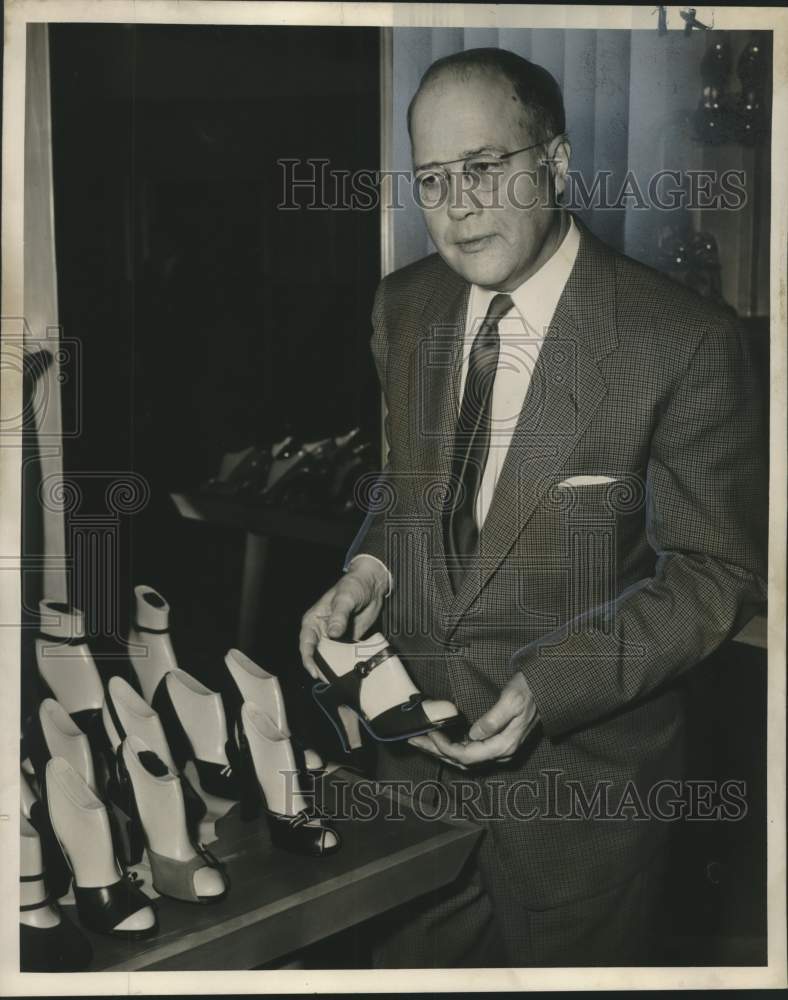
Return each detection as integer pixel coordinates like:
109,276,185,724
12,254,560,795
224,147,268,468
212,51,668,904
386,27,768,318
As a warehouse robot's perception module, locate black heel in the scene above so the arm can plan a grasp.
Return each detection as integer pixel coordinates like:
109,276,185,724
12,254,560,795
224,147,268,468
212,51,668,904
151,678,192,772
232,718,263,821
104,757,147,868
240,703,340,857
312,682,353,753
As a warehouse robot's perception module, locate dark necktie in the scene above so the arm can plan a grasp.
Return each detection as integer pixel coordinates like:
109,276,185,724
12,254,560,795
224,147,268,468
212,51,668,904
443,292,513,592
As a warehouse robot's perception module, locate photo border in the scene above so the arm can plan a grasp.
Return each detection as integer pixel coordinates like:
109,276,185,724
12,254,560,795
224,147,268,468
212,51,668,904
1,2,785,993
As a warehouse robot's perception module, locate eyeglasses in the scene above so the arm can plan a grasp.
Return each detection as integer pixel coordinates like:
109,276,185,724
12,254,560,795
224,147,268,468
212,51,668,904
414,139,554,201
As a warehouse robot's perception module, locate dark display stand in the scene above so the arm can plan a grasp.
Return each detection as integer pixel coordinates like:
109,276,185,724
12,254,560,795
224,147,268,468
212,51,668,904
170,492,361,650
77,769,480,971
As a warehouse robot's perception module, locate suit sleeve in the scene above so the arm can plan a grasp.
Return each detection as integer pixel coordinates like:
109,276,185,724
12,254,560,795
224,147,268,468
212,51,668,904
514,320,768,738
342,281,398,581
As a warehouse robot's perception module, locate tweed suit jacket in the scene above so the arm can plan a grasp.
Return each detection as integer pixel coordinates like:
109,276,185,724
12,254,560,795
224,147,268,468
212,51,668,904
348,218,767,909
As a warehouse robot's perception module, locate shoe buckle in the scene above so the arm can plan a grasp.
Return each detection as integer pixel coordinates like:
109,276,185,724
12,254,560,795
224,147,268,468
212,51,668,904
355,646,394,679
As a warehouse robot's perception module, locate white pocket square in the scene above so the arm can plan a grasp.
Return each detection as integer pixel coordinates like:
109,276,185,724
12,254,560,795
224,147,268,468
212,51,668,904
556,475,621,487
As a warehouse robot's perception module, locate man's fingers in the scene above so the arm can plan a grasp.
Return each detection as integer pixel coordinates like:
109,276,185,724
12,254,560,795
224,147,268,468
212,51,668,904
326,579,365,637
298,617,323,679
431,715,525,765
467,692,520,741
407,733,469,770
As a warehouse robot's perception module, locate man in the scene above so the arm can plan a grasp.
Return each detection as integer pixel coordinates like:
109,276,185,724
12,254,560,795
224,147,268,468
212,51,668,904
299,48,766,967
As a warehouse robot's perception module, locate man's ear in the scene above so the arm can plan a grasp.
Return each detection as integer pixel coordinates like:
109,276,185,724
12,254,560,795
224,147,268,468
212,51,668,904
545,135,571,196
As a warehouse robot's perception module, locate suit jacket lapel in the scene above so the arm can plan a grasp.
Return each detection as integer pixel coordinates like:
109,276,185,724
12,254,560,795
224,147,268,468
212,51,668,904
443,223,620,633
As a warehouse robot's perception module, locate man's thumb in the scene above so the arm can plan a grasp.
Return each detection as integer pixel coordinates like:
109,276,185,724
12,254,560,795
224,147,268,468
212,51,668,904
326,587,358,638
468,704,508,741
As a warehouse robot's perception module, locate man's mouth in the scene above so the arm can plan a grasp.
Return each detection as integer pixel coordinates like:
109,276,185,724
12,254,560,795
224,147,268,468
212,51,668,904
455,234,495,253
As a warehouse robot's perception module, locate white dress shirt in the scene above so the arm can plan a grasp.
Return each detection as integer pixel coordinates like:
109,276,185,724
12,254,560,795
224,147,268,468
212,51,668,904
348,216,580,591
459,216,580,529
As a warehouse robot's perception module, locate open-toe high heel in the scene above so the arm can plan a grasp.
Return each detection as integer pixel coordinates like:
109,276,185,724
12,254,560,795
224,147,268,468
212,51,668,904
239,701,340,857
313,633,465,746
20,813,93,972
120,736,229,904
102,676,207,859
127,585,179,704
153,668,240,802
45,757,157,939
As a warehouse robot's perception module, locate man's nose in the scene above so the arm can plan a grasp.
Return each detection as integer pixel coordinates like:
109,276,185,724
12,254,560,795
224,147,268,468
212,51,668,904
446,171,482,221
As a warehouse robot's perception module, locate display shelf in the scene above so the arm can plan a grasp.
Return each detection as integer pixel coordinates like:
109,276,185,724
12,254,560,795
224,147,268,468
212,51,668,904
73,768,481,971
170,491,360,549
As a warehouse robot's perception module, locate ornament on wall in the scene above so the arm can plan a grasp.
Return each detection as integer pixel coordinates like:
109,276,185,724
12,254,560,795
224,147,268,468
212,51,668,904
734,37,769,145
657,224,727,308
694,38,733,144
694,33,770,146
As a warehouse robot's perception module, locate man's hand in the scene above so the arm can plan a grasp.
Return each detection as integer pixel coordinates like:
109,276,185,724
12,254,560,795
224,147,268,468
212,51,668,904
408,672,539,767
299,557,389,679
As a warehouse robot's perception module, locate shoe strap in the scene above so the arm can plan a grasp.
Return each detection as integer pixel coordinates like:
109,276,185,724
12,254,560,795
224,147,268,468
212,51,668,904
20,895,54,912
34,633,88,647
288,809,310,828
287,807,329,828
132,622,169,635
354,645,396,679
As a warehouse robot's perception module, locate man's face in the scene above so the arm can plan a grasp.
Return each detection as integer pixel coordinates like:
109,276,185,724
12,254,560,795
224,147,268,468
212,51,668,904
410,69,568,291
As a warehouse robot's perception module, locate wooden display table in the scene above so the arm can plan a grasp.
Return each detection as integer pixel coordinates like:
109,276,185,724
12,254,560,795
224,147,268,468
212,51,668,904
76,769,481,971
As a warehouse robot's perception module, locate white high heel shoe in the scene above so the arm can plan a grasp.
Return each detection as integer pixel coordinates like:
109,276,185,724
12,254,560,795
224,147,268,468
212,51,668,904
102,675,207,865
119,736,228,904
45,757,157,938
239,701,340,857
127,585,179,703
20,814,93,971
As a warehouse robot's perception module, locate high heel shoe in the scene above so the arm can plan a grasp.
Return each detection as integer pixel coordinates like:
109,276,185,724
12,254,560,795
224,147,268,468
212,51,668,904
35,600,106,756
239,701,340,857
153,668,240,802
119,736,229,904
21,768,72,903
20,814,93,972
313,633,465,746
24,705,97,900
127,585,179,704
45,757,157,939
224,648,324,820
102,675,207,860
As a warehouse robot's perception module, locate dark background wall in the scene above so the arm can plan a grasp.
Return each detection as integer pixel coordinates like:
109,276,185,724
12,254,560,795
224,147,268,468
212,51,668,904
47,24,380,702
